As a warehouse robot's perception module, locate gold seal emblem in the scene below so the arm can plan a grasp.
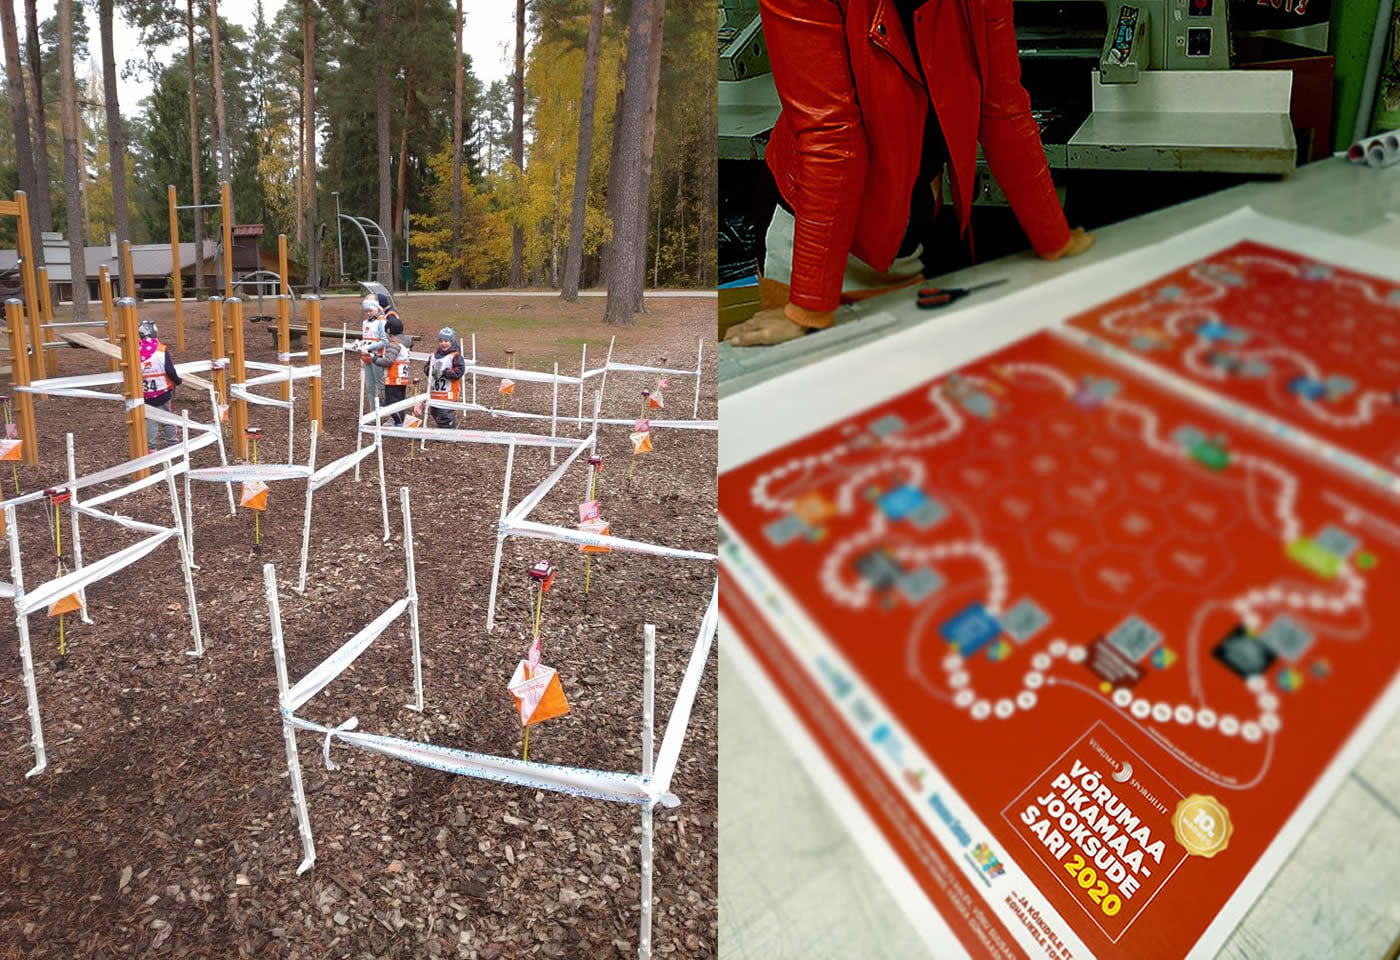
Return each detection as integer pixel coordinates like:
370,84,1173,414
1173,794,1233,858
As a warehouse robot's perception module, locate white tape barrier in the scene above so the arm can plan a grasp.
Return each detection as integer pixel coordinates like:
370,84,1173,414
68,437,213,491
18,359,218,394
75,502,173,536
231,386,293,410
483,408,718,431
359,392,428,423
602,362,697,377
143,406,222,435
310,444,378,491
284,715,671,807
83,464,187,508
650,582,719,795
0,581,13,599
459,363,580,386
503,519,719,562
244,365,322,388
17,529,177,616
285,598,409,712
187,463,313,483
505,434,595,524
367,424,584,449
39,388,125,401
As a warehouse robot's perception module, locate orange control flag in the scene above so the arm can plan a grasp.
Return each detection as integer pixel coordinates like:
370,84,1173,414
240,480,269,511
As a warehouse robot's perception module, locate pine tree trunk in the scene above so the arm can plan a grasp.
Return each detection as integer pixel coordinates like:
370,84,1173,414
98,0,131,290
631,0,666,313
697,99,715,287
652,187,660,288
186,0,203,295
1,0,38,215
303,0,317,290
209,0,231,184
23,0,51,243
560,0,605,302
394,82,410,238
448,0,463,289
509,0,524,287
602,0,659,326
374,3,392,287
600,82,625,287
58,0,87,317
294,83,302,245
550,156,561,288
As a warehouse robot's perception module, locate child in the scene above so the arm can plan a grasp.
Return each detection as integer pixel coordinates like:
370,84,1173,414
373,316,411,425
359,296,388,410
139,318,184,448
425,326,466,428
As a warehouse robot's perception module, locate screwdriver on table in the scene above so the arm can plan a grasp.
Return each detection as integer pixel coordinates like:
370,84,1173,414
916,278,1009,309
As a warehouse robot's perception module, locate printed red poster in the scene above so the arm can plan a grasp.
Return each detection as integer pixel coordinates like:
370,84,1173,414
1066,240,1400,468
720,329,1400,959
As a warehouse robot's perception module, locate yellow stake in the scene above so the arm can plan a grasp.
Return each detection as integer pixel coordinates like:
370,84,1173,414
524,578,545,760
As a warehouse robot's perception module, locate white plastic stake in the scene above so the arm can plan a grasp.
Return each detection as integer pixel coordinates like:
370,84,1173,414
64,433,93,623
692,338,702,420
643,624,656,774
591,390,603,457
375,403,389,542
206,384,236,514
471,332,478,406
638,623,657,960
401,486,424,712
266,562,316,874
286,362,295,464
599,336,615,415
164,453,204,657
339,323,348,390
180,412,197,566
485,438,515,633
294,420,320,595
354,360,366,482
8,505,47,778
577,343,586,435
550,362,560,467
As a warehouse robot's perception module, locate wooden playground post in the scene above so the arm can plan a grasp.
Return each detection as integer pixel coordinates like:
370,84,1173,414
116,298,150,476
3,299,39,466
13,192,45,383
278,232,290,295
209,296,227,406
168,185,185,350
306,296,323,426
277,305,291,403
220,181,234,299
98,267,119,373
121,240,137,302
37,266,56,375
228,297,249,460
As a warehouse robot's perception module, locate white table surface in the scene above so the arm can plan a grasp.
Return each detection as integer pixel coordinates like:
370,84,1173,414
719,158,1400,959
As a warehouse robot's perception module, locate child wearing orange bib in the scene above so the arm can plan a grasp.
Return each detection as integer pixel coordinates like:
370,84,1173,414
139,319,184,448
372,316,411,425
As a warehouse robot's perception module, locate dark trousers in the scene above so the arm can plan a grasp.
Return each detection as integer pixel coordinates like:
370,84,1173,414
383,384,407,425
